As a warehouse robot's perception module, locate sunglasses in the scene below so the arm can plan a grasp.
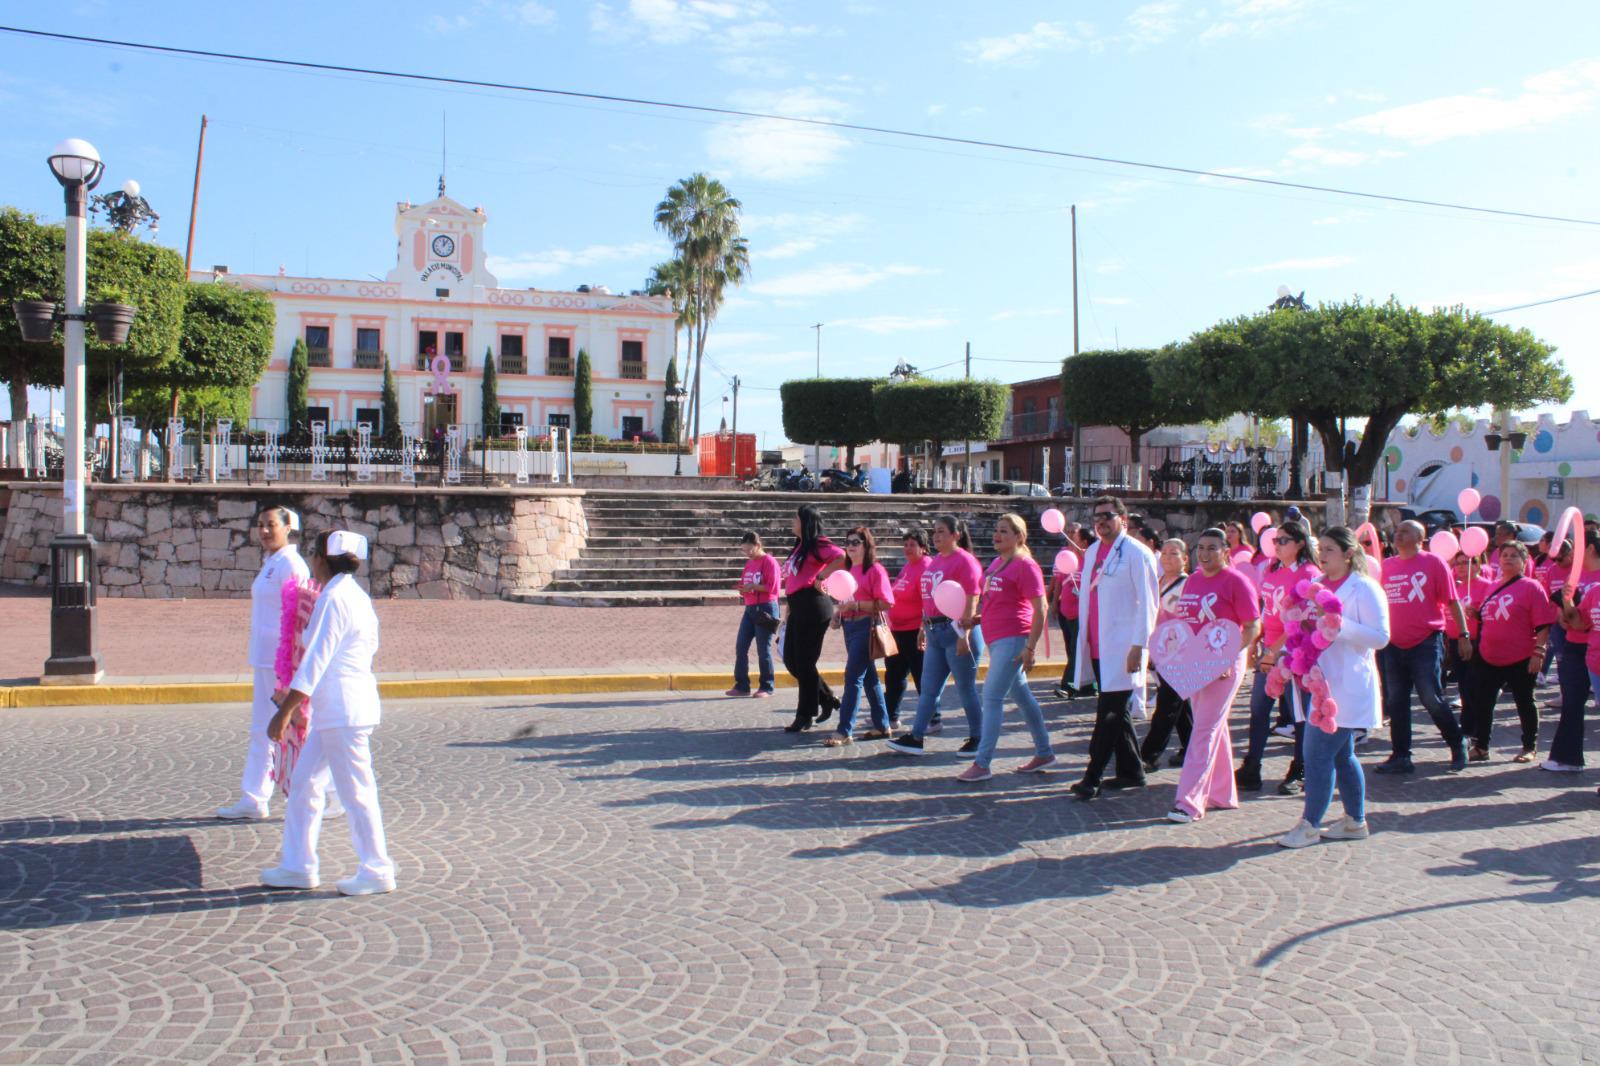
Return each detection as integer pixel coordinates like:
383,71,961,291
1092,511,1118,521
846,537,865,546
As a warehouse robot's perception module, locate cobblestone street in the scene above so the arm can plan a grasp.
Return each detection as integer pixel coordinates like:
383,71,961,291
2,690,1597,1065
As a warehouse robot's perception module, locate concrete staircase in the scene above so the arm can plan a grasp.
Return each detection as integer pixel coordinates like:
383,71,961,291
509,490,1062,607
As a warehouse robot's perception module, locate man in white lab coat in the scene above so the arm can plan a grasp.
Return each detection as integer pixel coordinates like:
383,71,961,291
1071,496,1161,800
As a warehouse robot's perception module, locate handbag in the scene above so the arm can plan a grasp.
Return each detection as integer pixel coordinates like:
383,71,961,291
868,612,896,660
754,609,780,634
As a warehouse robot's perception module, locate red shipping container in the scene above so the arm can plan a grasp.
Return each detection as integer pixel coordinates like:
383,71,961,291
696,433,757,478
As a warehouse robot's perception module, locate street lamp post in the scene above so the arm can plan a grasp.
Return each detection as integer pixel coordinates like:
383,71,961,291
669,384,688,476
45,139,106,682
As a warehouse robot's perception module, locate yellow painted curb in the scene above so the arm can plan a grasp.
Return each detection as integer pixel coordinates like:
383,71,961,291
0,660,1072,708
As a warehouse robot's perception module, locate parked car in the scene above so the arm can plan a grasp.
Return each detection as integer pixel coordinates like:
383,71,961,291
983,480,1052,498
1464,520,1545,547
1398,508,1461,536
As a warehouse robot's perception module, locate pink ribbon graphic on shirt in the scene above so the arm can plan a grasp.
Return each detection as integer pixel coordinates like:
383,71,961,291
1489,594,1512,622
1407,572,1428,602
1197,593,1218,622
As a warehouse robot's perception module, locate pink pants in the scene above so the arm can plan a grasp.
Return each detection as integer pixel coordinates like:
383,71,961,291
1173,661,1245,818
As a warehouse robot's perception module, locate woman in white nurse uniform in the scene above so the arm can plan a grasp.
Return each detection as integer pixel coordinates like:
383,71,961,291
261,530,397,896
217,506,311,820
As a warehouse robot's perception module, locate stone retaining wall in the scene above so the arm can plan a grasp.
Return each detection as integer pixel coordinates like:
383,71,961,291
0,483,587,600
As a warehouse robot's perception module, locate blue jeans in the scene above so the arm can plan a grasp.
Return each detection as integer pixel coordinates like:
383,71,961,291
1303,726,1365,826
733,602,779,693
1379,633,1464,758
837,617,888,735
975,634,1053,767
910,621,985,740
1245,669,1309,763
1543,624,1566,676
1547,643,1594,766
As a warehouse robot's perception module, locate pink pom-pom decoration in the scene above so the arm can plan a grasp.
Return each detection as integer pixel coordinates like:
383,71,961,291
1266,672,1287,699
1310,631,1331,650
1294,579,1315,599
1315,589,1341,611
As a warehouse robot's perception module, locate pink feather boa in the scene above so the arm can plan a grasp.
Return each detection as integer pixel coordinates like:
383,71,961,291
272,575,321,793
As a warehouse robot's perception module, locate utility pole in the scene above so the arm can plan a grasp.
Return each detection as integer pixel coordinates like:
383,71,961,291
963,340,973,494
184,115,208,273
730,375,740,476
811,323,823,471
1070,204,1082,497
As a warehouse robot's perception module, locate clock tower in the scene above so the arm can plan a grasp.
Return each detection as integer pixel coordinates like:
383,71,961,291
386,194,497,300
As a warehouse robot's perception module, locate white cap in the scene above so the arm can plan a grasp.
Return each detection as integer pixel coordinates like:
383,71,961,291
282,508,300,532
326,530,368,560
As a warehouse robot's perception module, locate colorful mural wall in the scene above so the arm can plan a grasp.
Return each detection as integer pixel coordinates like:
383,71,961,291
1384,411,1600,528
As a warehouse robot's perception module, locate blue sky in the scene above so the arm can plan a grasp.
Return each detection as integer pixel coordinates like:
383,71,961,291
3,1,1598,449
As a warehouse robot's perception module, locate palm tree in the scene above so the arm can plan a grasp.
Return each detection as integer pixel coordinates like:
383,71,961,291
654,174,750,445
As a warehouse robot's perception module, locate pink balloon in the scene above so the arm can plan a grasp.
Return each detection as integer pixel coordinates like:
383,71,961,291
1259,527,1279,556
1230,549,1254,568
1459,526,1489,558
821,569,857,601
1053,549,1080,576
1458,488,1482,515
932,580,968,620
1251,511,1272,534
1428,530,1460,561
1550,505,1586,591
1041,507,1065,534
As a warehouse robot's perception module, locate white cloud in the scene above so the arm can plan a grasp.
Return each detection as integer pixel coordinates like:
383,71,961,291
762,239,820,260
428,0,556,32
512,1,557,26
1229,255,1355,276
1200,0,1316,42
1283,142,1375,168
965,21,1090,65
926,104,947,116
1339,58,1600,145
486,240,665,284
1125,2,1181,45
833,314,955,334
590,0,812,49
706,88,852,181
748,263,933,298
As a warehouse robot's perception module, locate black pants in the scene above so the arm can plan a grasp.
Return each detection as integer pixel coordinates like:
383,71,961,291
1140,676,1192,764
1057,616,1080,688
782,588,835,724
1083,659,1144,786
1468,656,1540,750
883,627,923,722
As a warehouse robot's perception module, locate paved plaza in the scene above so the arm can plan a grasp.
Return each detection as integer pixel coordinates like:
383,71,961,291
2,688,1597,1065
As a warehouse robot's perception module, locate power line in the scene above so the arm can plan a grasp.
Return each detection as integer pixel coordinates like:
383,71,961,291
1484,288,1600,314
4,24,1597,229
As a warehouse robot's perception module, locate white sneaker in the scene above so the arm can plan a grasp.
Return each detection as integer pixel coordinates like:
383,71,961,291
1278,820,1322,849
1537,673,1551,687
336,874,397,896
1166,808,1194,824
216,800,268,820
1540,760,1583,773
323,794,347,819
1320,817,1370,841
1271,724,1295,739
260,866,319,890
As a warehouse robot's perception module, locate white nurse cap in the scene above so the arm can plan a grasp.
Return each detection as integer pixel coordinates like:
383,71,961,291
282,507,301,531
326,530,368,559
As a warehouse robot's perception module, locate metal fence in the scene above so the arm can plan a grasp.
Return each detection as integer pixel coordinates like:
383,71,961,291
104,419,577,487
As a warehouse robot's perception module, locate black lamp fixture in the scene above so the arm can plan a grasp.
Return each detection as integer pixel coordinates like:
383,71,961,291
668,383,688,476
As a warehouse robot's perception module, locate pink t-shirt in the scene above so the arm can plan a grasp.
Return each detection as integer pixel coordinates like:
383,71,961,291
920,548,983,620
1560,568,1600,645
739,554,781,605
888,556,929,631
782,539,845,597
1475,576,1558,667
1447,572,1495,639
1259,562,1321,646
1381,551,1460,649
1086,549,1107,658
846,561,894,612
1579,584,1600,671
1050,567,1082,621
1165,567,1261,630
980,555,1047,642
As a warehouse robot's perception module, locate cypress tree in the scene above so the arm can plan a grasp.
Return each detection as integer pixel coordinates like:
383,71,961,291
380,355,401,446
662,355,680,444
286,338,309,434
574,347,593,436
480,346,500,437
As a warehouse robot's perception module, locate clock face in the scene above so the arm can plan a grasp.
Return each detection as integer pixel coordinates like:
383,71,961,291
431,234,456,258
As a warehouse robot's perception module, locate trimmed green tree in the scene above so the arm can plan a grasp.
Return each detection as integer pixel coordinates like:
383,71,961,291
380,356,401,446
286,338,309,433
873,379,1010,484
1061,348,1198,492
480,346,500,438
1172,298,1572,524
0,208,64,462
779,378,880,468
574,347,593,436
661,354,681,444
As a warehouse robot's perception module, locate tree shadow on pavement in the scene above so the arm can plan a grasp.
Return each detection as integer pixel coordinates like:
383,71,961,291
0,830,304,931
0,815,244,841
880,840,1269,908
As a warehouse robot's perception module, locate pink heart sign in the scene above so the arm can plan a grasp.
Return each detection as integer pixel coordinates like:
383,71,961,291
1148,618,1244,700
